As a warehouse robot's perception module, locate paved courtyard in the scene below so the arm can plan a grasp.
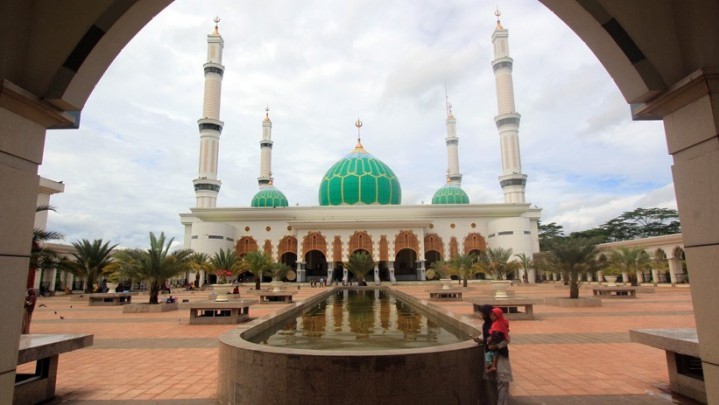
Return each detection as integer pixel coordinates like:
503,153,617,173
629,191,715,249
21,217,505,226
23,282,699,404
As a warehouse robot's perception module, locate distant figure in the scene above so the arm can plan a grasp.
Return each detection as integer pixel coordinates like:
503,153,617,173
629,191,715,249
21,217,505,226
22,288,37,334
64,286,72,295
233,286,240,294
166,295,176,304
319,277,325,287
522,273,528,284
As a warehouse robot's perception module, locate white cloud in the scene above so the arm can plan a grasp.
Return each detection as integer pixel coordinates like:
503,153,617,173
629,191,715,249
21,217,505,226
40,0,677,248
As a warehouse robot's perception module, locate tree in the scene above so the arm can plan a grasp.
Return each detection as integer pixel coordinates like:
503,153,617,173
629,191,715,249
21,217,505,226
59,239,118,293
448,253,479,287
208,249,245,283
344,251,375,284
188,252,210,286
269,262,293,282
106,232,192,304
427,260,452,280
570,207,681,243
28,205,64,289
542,237,604,299
538,222,565,249
607,246,652,285
476,247,519,281
514,252,534,282
242,250,273,290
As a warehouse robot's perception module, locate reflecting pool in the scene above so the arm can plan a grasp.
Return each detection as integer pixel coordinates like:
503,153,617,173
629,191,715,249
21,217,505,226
250,288,464,350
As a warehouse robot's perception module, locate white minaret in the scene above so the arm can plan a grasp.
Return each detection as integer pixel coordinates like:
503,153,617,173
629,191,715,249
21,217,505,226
258,107,273,186
491,10,527,203
193,17,225,208
445,95,462,186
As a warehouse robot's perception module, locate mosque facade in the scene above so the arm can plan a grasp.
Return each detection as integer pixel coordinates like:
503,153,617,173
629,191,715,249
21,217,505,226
180,15,541,285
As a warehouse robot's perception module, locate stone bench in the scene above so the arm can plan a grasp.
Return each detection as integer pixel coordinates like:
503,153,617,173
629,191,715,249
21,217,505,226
630,328,705,404
592,286,637,298
87,292,132,306
15,333,93,405
427,288,463,301
467,297,544,320
258,291,296,303
180,299,258,325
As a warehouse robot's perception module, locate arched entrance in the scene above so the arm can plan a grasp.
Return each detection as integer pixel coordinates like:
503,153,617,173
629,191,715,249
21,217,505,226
394,248,417,281
305,250,327,279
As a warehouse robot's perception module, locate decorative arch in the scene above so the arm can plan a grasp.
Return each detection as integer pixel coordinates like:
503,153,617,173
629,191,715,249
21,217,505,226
463,233,486,254
278,236,298,260
394,230,419,255
236,236,258,256
332,236,343,262
349,231,373,255
263,240,272,257
449,237,459,258
302,231,327,256
424,233,444,256
379,236,389,262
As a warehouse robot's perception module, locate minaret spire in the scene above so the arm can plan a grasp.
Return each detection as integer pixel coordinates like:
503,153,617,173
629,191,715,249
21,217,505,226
444,92,462,186
193,17,225,208
491,10,527,203
258,106,273,186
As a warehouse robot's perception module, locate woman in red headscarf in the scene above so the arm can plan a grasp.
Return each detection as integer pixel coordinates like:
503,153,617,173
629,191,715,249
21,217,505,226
485,307,510,372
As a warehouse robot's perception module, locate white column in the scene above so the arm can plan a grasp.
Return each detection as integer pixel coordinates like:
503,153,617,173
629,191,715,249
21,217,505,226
389,261,397,285
651,269,659,285
327,262,334,285
491,13,527,203
374,264,380,285
194,21,225,208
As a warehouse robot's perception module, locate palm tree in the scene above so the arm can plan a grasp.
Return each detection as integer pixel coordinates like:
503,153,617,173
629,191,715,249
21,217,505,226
188,252,210,287
476,247,519,281
427,260,453,280
269,262,293,282
608,246,652,286
106,232,192,304
344,251,375,284
542,237,604,299
448,253,479,287
208,249,245,283
514,252,534,283
59,239,118,293
242,250,273,290
29,205,64,289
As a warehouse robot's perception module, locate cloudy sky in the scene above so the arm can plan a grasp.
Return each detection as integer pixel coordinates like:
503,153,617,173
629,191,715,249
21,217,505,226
40,0,676,249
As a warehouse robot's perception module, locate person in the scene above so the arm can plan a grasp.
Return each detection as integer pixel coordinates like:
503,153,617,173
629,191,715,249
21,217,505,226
319,277,325,287
22,288,37,334
473,305,513,405
232,285,240,294
485,308,510,373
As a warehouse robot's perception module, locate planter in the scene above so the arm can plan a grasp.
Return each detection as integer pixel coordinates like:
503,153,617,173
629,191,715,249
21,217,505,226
212,284,232,302
604,275,618,286
439,279,453,290
271,281,284,292
490,280,512,298
106,282,119,293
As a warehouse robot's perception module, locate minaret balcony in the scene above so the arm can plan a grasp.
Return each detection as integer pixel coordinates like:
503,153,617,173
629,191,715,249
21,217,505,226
193,178,221,192
499,173,527,188
203,62,225,76
494,113,521,128
198,118,224,133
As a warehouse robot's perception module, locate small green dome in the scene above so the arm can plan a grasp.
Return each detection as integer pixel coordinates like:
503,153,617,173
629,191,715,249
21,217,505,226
319,144,401,206
251,186,289,207
431,183,470,204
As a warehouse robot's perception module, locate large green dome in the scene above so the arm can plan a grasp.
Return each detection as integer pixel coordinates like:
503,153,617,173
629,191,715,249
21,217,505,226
432,183,470,205
319,144,401,206
251,185,289,207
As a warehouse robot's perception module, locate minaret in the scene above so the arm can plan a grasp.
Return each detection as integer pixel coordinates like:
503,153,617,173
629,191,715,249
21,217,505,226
491,9,527,203
258,106,273,186
193,17,225,208
444,95,462,186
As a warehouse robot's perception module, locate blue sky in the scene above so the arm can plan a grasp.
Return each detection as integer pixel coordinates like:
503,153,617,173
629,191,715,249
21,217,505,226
40,0,676,249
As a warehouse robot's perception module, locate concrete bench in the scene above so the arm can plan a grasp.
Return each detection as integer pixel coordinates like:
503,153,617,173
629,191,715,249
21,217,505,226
15,333,93,405
87,292,132,306
180,299,258,325
467,297,544,320
259,291,296,303
427,288,463,301
592,286,637,298
630,328,705,403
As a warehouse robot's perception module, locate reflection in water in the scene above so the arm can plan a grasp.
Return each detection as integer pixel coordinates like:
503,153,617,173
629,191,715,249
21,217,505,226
253,289,464,350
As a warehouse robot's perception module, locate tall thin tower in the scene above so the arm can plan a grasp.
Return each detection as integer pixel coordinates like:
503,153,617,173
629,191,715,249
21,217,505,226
445,95,462,186
193,17,225,208
492,10,527,203
258,106,273,186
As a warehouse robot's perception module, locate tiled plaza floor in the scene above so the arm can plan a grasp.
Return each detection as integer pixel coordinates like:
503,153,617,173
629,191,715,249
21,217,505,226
23,282,700,404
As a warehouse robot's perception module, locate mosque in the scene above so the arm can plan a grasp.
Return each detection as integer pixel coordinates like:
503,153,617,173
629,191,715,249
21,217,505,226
180,14,541,285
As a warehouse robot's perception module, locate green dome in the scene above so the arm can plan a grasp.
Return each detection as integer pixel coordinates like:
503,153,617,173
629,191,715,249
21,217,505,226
319,144,401,206
431,183,470,204
251,186,289,207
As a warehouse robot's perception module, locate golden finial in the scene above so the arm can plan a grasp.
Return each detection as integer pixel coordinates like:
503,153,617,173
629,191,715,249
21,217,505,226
355,118,363,147
213,16,221,35
494,7,503,29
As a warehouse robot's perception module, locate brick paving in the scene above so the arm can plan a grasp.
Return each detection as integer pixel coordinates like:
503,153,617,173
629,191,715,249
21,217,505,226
24,283,700,404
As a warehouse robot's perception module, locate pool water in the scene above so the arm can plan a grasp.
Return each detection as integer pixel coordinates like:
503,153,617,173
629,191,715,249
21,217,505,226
251,289,464,350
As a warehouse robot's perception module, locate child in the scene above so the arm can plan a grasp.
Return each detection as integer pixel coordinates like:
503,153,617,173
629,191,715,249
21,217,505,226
485,307,510,373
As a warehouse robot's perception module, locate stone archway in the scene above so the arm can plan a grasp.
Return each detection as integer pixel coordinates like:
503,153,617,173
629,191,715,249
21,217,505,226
349,231,373,255
236,236,258,256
